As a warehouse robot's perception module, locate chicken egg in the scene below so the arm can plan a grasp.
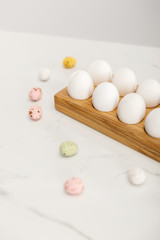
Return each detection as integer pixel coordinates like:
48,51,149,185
112,68,137,96
67,70,94,100
136,79,160,108
88,60,112,85
92,82,119,112
145,108,160,138
117,93,146,124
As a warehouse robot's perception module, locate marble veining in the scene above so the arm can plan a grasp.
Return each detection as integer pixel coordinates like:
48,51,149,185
0,31,159,240
28,207,93,240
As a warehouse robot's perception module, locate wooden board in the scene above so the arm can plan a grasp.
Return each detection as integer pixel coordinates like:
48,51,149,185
54,87,160,162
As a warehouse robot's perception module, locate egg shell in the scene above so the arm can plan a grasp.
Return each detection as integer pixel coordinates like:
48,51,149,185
63,57,76,68
67,70,94,100
39,67,51,81
59,141,78,157
117,93,146,124
88,60,112,85
29,105,42,121
64,178,84,195
136,79,160,108
128,168,146,185
112,68,137,96
145,108,160,138
92,82,119,112
29,88,42,101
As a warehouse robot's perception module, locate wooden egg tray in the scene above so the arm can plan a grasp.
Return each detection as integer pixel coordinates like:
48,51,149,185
54,87,160,162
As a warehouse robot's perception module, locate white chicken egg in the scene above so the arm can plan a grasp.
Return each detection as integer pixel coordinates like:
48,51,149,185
145,108,160,138
117,93,146,124
88,60,112,85
128,168,146,185
67,70,94,100
136,79,160,108
92,82,119,112
112,68,137,96
39,67,51,81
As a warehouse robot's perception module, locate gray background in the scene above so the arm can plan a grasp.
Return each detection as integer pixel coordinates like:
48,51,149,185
0,0,159,47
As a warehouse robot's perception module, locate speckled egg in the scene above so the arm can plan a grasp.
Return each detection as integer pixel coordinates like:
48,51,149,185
64,177,84,195
29,105,42,121
29,88,42,101
59,141,78,157
63,57,76,68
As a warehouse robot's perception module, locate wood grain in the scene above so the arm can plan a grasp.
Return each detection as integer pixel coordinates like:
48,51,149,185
54,87,160,162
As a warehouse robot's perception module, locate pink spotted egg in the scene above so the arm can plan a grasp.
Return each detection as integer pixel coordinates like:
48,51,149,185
64,177,84,195
29,105,42,121
29,88,42,101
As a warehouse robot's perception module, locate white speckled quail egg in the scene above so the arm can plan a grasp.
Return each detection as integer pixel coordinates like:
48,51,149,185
39,67,51,81
67,70,94,100
128,168,146,185
88,60,112,85
92,82,119,112
112,68,137,96
136,79,160,108
145,108,160,138
117,93,146,124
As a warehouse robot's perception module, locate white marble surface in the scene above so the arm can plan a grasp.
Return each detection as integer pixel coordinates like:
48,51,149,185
0,31,160,240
